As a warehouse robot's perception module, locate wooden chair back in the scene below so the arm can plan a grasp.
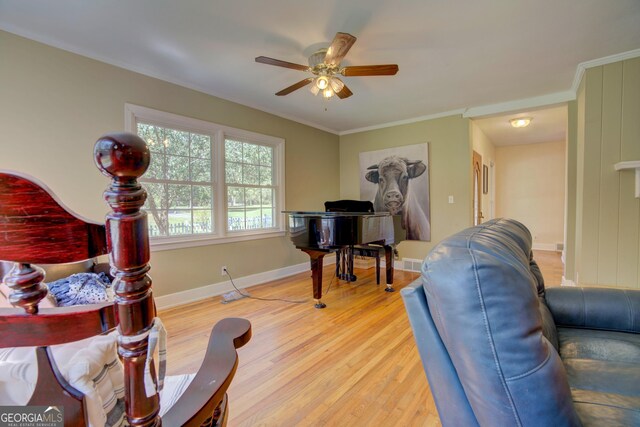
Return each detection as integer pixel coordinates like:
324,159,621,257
0,132,250,426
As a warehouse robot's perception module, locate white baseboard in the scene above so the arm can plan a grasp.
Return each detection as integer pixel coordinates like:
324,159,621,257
532,243,560,251
156,261,307,310
154,253,415,310
561,277,577,287
155,254,339,310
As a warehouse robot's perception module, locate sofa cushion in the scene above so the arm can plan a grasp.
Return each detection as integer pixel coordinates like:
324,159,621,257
559,327,640,364
558,327,640,426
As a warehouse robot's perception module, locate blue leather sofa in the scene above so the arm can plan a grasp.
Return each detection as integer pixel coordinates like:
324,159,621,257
401,218,640,426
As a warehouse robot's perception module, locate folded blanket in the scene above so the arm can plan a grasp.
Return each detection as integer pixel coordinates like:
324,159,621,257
0,332,125,427
48,272,113,306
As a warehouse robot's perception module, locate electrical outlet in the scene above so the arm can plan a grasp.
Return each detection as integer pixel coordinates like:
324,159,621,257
221,265,227,276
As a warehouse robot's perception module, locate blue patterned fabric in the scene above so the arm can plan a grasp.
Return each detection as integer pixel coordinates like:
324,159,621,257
48,272,112,306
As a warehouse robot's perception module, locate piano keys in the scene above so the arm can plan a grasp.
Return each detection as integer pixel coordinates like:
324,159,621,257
284,211,403,308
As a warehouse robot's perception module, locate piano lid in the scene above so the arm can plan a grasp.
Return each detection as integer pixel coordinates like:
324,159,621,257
282,211,391,217
283,211,397,249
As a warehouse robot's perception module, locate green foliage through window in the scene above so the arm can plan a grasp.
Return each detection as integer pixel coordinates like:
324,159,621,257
225,139,275,231
138,122,213,237
136,121,281,239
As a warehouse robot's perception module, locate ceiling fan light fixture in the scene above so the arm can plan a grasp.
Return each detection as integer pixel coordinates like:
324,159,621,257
316,76,329,90
510,117,532,128
330,78,344,93
322,87,334,99
309,84,320,96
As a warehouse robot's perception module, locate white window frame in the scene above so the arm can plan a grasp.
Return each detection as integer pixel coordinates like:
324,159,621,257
125,103,285,251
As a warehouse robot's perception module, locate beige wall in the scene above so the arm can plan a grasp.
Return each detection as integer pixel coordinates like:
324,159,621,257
471,122,496,220
495,141,566,248
0,31,340,296
339,115,472,261
571,58,640,288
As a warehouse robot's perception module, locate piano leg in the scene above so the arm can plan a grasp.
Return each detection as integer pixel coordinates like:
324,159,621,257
301,249,327,308
384,245,395,292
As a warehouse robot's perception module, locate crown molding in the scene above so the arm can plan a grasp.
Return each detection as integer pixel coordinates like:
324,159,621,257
571,48,640,94
461,91,575,119
339,109,466,135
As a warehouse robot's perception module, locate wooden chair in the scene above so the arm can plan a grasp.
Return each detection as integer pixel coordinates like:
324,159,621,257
324,200,384,285
0,132,251,426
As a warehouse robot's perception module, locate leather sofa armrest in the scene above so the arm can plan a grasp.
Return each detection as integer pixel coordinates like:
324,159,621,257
545,287,640,333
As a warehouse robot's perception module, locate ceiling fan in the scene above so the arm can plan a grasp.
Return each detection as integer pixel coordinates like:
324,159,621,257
255,32,398,100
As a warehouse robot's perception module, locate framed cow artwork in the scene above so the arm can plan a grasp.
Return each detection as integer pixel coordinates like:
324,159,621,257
359,143,430,241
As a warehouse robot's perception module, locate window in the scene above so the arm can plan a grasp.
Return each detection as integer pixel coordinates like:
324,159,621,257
225,138,276,231
125,104,285,250
138,123,214,237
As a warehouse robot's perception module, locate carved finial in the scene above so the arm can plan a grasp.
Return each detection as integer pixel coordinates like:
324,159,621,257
4,263,47,314
94,132,150,182
94,132,150,214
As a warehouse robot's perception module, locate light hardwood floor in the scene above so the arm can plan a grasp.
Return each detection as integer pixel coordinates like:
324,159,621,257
159,250,563,427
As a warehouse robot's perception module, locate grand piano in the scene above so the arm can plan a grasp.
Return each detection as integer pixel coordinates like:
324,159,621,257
284,211,404,308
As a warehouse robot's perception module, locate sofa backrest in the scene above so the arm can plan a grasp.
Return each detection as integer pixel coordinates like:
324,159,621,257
416,218,580,426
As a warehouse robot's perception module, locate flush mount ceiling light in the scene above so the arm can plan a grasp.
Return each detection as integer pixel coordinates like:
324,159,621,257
255,32,399,100
510,118,532,128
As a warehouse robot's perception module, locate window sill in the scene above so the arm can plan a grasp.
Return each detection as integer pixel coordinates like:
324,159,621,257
149,230,286,252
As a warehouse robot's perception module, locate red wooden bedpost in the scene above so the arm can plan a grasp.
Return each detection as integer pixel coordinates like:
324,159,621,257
94,132,160,427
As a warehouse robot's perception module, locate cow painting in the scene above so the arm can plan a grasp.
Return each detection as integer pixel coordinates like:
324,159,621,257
364,155,430,241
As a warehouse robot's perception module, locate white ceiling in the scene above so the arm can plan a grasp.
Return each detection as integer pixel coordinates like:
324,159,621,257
1,0,639,137
474,106,568,146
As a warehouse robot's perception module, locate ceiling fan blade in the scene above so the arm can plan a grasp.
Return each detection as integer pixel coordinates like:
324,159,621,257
341,64,399,77
255,56,309,71
333,78,353,99
275,78,314,96
324,32,357,66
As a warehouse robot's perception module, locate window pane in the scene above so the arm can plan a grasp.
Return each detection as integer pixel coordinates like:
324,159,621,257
225,139,243,162
143,183,167,210
243,143,260,165
259,145,273,166
168,210,192,235
259,166,273,186
165,129,190,157
243,164,260,185
191,134,211,159
245,188,261,229
147,214,164,237
193,210,212,234
225,161,242,184
227,186,245,231
190,158,211,182
168,184,191,209
261,188,274,207
146,153,165,180
193,185,212,208
138,123,166,154
167,155,189,181
261,208,275,228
